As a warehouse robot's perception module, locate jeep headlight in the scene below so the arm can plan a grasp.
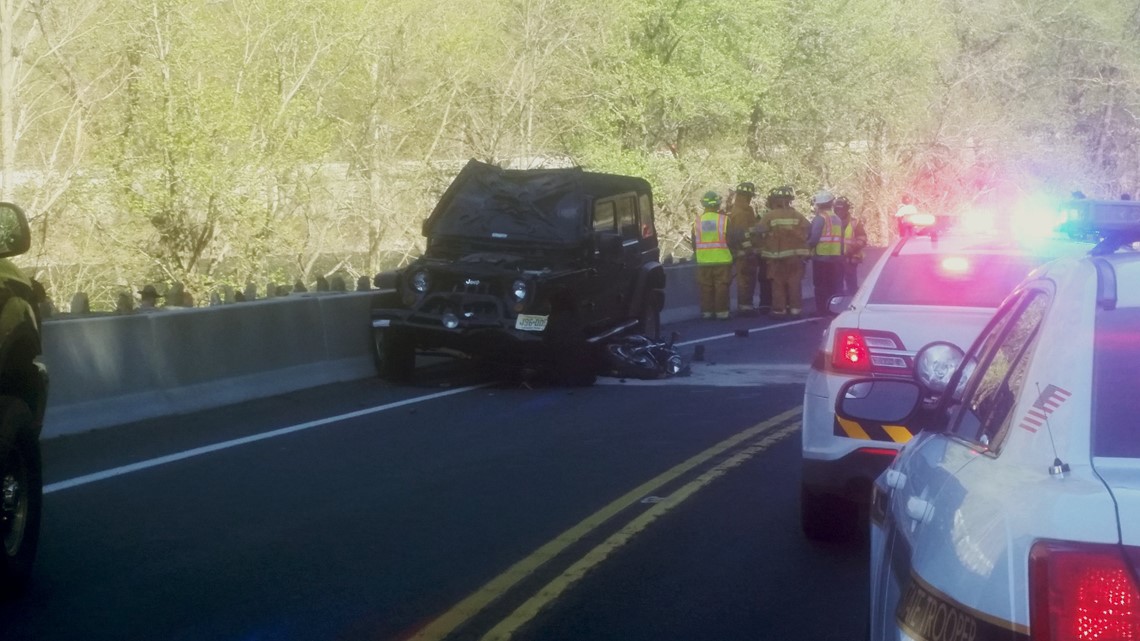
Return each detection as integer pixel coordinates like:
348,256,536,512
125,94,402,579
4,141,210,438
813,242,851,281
411,271,431,294
511,279,528,302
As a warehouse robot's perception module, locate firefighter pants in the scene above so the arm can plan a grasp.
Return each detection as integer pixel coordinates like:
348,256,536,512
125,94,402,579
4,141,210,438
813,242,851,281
766,257,804,315
735,254,771,310
697,264,732,317
843,258,861,295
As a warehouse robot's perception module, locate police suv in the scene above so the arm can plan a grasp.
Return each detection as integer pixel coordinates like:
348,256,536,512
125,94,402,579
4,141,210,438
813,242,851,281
835,198,1140,640
801,221,1090,541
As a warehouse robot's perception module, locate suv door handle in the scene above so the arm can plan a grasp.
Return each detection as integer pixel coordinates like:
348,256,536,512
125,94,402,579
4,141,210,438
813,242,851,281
885,470,907,490
906,497,933,523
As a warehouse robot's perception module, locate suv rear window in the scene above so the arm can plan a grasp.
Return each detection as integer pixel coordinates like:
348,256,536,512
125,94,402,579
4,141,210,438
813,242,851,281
868,254,1045,307
1092,308,1140,457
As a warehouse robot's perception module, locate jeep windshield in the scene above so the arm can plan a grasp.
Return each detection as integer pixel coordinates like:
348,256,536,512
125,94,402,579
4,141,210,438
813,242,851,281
426,161,590,245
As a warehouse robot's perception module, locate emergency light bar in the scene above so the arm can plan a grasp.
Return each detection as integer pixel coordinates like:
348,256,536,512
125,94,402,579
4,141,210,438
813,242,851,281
1058,199,1140,254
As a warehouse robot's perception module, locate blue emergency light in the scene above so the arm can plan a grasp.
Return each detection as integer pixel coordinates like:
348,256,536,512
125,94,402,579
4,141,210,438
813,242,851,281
1058,199,1140,254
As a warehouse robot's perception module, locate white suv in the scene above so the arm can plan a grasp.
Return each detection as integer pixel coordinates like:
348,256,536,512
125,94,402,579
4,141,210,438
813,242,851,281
800,229,1090,541
836,198,1140,640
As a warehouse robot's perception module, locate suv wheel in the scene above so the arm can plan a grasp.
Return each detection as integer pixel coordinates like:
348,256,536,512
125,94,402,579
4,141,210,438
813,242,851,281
372,328,415,383
800,484,856,542
0,398,40,598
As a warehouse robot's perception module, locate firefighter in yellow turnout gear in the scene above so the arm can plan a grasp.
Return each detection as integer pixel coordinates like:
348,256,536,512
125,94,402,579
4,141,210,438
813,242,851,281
757,185,810,318
726,181,769,315
692,191,733,319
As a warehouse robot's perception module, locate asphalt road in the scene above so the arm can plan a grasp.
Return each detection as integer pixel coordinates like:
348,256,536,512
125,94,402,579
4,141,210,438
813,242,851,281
0,314,869,641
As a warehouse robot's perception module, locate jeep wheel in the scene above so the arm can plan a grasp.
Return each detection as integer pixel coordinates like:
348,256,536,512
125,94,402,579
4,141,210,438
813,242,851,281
800,484,857,543
639,288,664,340
372,328,415,383
0,398,41,598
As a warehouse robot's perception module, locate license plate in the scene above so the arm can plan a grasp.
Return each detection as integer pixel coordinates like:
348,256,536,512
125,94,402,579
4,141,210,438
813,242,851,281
515,314,548,332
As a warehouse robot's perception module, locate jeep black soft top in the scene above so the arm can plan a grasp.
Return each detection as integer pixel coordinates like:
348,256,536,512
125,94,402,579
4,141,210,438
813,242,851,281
423,159,654,249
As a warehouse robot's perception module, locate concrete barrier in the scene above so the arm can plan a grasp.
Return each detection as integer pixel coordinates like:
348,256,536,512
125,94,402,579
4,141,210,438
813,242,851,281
42,254,858,438
41,292,376,437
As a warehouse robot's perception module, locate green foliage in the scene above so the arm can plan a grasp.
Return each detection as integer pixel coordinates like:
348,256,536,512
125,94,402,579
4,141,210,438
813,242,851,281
1,0,1139,308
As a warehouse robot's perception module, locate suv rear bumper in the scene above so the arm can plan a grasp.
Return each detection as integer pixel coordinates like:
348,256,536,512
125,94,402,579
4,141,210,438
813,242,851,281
801,448,899,505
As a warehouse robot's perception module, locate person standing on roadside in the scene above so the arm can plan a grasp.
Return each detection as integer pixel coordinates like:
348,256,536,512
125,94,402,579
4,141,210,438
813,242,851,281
757,185,810,318
807,190,845,316
894,193,918,238
834,196,868,295
693,191,733,320
727,181,763,316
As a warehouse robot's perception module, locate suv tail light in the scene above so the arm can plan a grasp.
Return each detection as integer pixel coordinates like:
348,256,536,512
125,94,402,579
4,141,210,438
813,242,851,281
1030,540,1140,640
832,328,871,372
828,328,909,374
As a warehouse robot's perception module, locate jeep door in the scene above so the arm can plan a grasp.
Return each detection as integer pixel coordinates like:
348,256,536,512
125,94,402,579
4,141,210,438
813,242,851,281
592,192,647,327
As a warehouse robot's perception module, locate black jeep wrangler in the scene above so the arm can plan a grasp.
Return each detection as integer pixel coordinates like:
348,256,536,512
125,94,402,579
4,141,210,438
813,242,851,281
0,202,49,597
370,159,666,384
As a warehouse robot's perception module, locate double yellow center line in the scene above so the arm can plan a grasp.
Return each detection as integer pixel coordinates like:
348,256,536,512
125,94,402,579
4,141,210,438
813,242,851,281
410,406,803,641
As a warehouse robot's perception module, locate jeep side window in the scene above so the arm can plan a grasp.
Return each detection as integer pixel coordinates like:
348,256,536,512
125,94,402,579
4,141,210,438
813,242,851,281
594,200,616,232
639,194,655,239
616,195,638,239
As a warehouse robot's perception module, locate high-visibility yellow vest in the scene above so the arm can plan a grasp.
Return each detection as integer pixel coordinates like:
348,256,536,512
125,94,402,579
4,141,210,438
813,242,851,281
694,211,732,265
815,213,851,257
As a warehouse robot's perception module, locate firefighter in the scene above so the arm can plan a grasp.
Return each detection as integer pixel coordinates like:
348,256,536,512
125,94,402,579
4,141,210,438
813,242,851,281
834,196,868,295
692,191,733,319
727,181,766,316
757,185,810,318
807,190,845,316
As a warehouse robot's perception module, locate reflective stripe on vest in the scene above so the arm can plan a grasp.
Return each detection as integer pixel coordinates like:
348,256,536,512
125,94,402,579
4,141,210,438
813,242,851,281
815,213,845,256
695,212,732,264
763,247,810,258
760,210,810,259
767,218,801,228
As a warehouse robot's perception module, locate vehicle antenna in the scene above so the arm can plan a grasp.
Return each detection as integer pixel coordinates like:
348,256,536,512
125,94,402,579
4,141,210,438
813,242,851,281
1037,382,1071,478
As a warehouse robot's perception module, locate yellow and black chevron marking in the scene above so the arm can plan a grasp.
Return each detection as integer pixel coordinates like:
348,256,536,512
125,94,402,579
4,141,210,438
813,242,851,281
834,416,913,443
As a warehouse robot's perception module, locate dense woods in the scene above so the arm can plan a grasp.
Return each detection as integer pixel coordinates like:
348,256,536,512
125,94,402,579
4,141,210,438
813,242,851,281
2,0,1138,310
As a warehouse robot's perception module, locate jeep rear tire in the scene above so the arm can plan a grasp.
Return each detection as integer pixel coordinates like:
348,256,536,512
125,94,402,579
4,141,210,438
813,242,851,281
640,289,664,341
372,328,415,383
0,398,41,599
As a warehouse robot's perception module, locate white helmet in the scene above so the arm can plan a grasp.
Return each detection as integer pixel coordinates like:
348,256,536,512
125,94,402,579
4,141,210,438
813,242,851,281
814,190,835,206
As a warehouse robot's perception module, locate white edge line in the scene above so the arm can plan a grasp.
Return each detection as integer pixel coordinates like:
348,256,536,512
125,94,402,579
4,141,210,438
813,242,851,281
674,318,818,348
44,384,487,494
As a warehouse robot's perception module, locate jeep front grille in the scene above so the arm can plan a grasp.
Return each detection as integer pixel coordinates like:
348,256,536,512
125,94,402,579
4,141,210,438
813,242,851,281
448,278,500,297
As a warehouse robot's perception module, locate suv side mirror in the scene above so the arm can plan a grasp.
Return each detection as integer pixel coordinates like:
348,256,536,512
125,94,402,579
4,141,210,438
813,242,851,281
836,379,922,424
828,295,852,315
0,203,30,259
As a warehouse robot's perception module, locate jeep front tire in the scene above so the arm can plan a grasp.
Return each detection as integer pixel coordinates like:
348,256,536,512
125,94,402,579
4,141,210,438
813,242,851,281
372,328,415,383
